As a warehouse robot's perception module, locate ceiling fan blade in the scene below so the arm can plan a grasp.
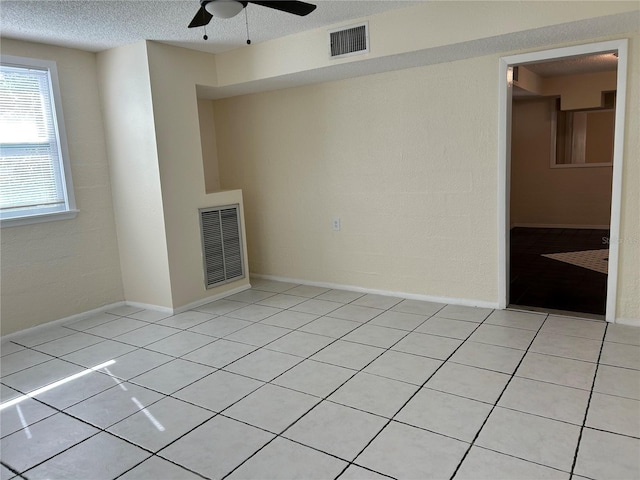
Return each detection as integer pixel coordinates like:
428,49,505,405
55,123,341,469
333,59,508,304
248,1,317,16
188,5,213,28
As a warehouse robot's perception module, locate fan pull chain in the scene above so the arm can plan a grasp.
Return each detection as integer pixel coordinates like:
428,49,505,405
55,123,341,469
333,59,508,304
203,25,208,41
245,8,251,45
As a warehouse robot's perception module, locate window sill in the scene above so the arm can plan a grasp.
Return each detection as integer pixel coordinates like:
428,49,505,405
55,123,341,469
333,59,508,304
0,209,79,228
550,163,613,169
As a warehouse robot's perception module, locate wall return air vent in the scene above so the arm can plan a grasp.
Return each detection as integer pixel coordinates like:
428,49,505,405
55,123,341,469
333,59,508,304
199,204,245,288
329,22,369,59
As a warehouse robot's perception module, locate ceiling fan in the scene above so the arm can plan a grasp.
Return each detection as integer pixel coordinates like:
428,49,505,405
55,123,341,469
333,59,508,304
188,0,317,28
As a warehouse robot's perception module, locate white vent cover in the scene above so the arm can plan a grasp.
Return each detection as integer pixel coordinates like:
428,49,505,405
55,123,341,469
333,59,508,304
328,22,369,59
199,204,245,288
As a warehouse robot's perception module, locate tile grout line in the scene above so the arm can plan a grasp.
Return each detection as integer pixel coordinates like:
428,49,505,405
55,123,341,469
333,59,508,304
3,350,174,414
10,383,212,480
577,425,640,441
9,382,182,476
568,323,609,479
1,347,161,411
3,290,555,387
217,293,447,480
1,344,208,476
3,291,482,479
212,287,433,388
0,461,21,479
3,312,191,378
8,294,337,462
112,290,399,479
0,311,602,395
4,286,411,478
17,428,134,478
5,284,621,479
447,313,550,479
216,307,407,479
7,328,605,407
142,286,370,478
0,331,495,478
333,310,491,479
113,454,211,480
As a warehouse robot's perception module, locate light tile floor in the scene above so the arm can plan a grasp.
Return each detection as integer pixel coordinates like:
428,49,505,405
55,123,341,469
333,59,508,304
1,279,639,480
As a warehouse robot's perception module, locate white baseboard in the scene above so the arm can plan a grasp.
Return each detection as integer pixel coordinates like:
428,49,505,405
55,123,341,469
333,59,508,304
172,284,252,314
5,279,634,342
615,317,640,327
251,274,499,309
126,283,251,315
511,223,610,230
1,301,126,342
1,284,253,342
124,301,174,314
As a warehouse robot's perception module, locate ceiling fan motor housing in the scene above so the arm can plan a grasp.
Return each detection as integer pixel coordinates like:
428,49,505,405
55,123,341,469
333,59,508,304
203,0,248,19
189,0,317,28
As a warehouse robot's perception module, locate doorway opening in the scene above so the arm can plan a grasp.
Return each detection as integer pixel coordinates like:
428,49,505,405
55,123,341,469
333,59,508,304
498,40,628,322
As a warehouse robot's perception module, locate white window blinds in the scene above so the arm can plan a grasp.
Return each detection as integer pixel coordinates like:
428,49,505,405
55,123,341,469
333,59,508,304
0,60,73,223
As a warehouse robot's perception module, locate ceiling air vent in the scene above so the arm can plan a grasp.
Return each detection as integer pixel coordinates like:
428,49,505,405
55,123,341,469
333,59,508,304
329,22,369,59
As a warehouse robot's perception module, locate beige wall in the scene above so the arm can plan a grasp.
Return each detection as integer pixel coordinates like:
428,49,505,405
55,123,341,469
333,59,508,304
215,58,500,303
585,110,615,164
96,2,637,320
617,34,640,321
4,2,637,335
145,42,250,308
197,99,221,193
545,71,617,110
210,33,639,320
510,97,613,227
516,69,617,110
0,39,124,335
95,41,249,314
96,42,174,309
214,1,638,87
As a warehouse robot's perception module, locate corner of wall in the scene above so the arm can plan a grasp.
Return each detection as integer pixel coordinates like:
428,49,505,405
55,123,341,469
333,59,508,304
96,40,174,309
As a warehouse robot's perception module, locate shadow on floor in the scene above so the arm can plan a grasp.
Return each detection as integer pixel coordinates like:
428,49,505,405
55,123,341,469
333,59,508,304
509,227,609,316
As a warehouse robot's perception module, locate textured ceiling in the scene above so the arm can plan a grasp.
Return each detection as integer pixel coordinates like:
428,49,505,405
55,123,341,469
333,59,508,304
2,1,635,100
512,53,618,98
524,53,618,77
0,0,418,54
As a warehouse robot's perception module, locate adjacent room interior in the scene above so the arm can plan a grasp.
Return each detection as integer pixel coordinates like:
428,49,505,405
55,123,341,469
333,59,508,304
509,53,617,317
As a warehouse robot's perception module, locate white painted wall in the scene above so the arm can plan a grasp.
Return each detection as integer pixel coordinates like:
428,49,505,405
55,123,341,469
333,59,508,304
145,42,250,308
214,58,500,303
214,1,639,87
5,2,637,335
0,39,124,335
197,99,221,193
210,32,639,320
96,42,174,309
172,3,639,320
616,34,640,321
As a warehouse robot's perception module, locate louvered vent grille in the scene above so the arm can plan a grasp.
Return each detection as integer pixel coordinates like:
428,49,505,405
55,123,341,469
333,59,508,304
329,23,369,58
200,205,245,288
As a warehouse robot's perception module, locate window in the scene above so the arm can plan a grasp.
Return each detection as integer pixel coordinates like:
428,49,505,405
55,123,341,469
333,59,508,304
0,55,77,226
551,93,616,168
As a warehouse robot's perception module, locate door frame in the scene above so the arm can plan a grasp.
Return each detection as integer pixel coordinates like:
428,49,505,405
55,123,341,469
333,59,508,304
497,39,629,322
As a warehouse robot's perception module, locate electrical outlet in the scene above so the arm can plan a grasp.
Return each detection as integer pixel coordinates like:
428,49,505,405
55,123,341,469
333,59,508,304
332,218,341,231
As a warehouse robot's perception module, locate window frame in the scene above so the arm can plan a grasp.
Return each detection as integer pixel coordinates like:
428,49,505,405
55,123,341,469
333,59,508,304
0,54,78,227
549,96,616,169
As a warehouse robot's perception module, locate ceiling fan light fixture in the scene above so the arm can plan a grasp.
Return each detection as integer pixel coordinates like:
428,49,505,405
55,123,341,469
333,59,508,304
205,0,244,19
